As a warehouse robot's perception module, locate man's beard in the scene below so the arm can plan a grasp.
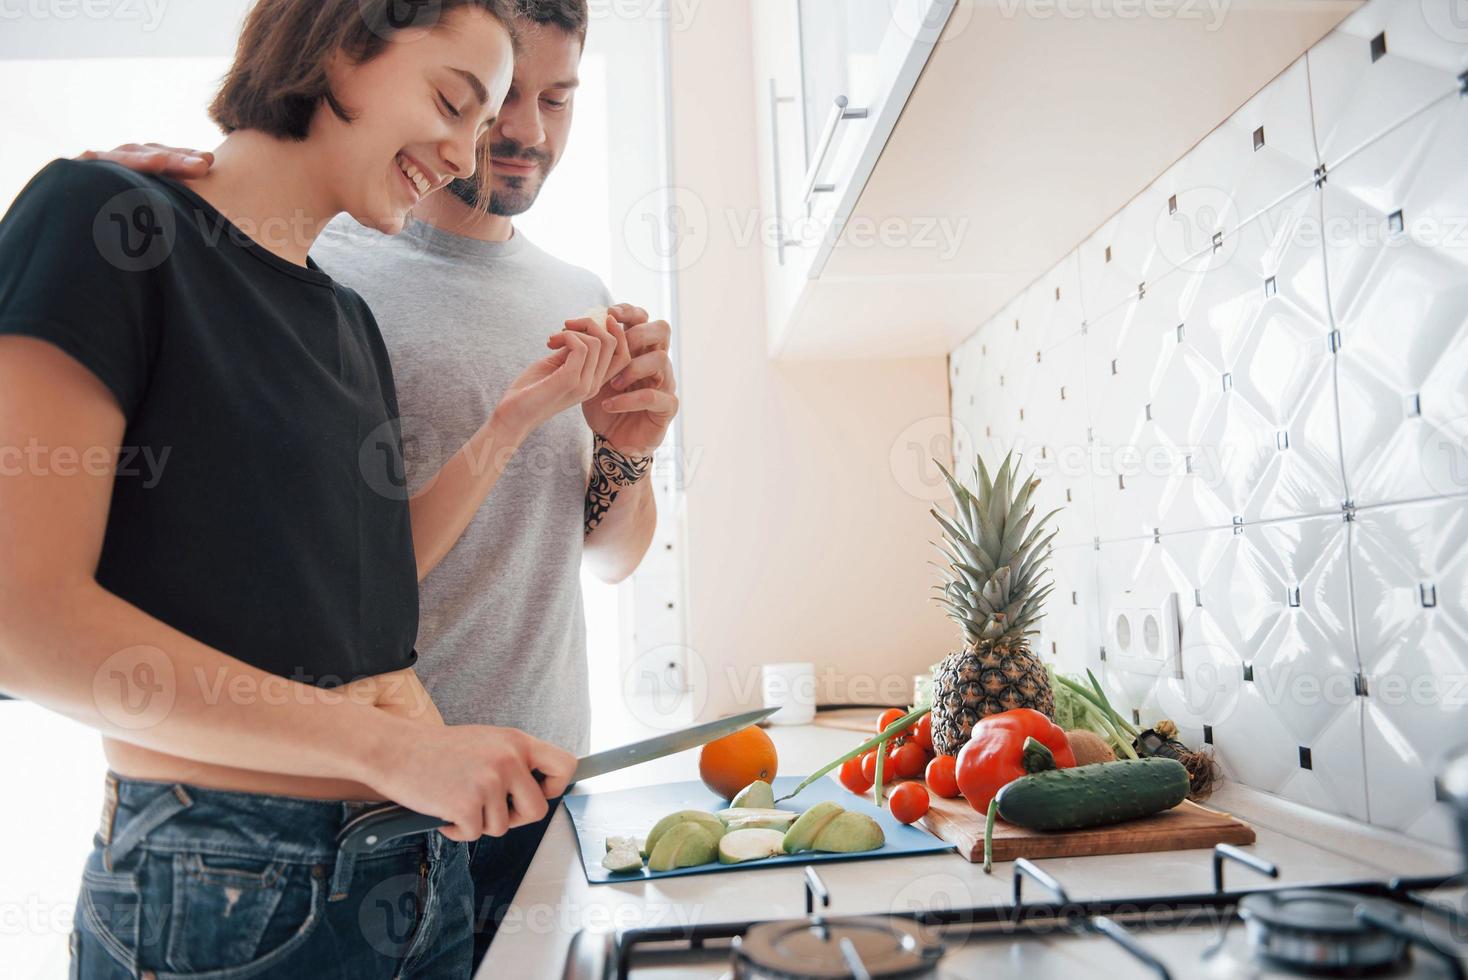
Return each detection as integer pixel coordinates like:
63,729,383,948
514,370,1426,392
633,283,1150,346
447,142,550,217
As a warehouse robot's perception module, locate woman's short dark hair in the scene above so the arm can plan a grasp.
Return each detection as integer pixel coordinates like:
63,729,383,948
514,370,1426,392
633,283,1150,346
210,0,517,142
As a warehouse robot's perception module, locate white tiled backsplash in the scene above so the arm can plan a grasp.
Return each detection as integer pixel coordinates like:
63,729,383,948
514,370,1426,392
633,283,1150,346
947,0,1468,849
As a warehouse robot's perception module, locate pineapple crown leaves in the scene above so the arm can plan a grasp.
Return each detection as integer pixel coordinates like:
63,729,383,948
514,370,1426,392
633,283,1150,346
928,452,1062,645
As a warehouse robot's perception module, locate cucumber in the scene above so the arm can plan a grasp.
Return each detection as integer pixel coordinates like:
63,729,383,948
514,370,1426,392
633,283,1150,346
995,757,1189,831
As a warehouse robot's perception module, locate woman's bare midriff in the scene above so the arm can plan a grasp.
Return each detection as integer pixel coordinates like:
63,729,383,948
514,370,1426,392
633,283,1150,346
103,666,443,801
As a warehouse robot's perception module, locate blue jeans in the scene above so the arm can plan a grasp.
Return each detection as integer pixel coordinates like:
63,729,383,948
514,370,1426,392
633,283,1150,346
71,774,473,980
468,797,561,969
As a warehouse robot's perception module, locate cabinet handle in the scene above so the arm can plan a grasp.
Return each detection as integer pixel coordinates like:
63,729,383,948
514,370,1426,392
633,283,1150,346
801,95,869,204
768,78,800,266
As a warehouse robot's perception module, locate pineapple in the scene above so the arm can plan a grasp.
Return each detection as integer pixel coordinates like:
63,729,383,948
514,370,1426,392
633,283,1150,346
928,452,1060,757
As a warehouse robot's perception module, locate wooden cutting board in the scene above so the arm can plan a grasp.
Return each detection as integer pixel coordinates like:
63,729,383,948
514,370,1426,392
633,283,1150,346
878,778,1255,863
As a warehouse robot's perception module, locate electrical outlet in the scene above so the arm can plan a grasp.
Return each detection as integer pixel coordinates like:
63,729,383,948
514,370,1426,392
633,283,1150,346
1107,593,1181,677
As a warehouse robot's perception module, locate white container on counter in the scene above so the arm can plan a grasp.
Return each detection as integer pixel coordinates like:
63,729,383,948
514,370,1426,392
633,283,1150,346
761,661,816,725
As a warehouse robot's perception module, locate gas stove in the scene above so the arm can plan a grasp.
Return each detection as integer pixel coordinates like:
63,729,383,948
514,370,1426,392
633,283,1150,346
559,846,1468,979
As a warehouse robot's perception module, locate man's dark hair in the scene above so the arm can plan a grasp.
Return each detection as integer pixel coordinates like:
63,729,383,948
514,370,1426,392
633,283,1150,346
514,0,589,48
210,0,517,142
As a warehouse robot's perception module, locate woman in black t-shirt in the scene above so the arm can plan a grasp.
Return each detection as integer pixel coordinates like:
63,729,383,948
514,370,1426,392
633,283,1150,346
0,1,630,976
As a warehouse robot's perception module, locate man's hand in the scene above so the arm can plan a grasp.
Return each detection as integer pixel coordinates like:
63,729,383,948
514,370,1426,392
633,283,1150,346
492,314,628,445
78,144,214,179
580,303,678,459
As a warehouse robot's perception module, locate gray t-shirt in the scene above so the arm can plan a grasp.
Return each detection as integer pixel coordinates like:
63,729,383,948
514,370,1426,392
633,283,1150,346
313,216,610,755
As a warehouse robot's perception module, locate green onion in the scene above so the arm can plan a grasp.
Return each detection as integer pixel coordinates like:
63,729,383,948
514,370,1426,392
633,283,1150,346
1051,671,1140,759
983,799,997,874
872,737,886,809
1087,668,1140,737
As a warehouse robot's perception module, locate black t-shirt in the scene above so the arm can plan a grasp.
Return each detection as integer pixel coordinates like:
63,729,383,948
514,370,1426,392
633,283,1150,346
0,159,418,686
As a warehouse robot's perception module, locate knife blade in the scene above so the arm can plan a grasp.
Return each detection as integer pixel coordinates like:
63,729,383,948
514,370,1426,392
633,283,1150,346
336,705,779,854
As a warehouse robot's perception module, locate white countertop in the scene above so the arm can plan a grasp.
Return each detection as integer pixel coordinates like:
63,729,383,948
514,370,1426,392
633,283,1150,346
479,717,1461,979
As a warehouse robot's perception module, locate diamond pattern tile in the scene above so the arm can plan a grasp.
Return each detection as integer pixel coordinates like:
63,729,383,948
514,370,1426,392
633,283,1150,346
948,0,1466,843
1325,93,1468,505
1034,544,1100,675
1078,182,1179,323
1353,498,1468,847
1308,0,1468,165
1160,56,1320,242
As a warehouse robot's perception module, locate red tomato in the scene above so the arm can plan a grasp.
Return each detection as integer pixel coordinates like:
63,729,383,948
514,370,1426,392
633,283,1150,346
839,756,872,794
888,781,930,824
891,741,928,779
913,714,934,754
876,708,913,739
859,745,889,784
925,754,959,798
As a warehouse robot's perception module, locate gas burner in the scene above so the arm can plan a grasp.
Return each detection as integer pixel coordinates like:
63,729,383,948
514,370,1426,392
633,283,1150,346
731,866,945,979
1238,890,1410,976
562,845,1468,980
732,915,943,979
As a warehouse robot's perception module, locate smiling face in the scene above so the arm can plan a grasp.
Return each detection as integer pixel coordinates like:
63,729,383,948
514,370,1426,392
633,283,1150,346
313,8,514,234
446,17,581,215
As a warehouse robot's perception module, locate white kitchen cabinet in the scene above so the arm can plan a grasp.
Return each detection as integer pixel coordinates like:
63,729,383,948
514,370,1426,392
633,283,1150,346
750,0,957,358
750,0,1365,362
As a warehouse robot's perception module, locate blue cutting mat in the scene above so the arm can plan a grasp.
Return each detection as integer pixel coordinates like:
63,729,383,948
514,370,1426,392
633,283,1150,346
564,774,955,882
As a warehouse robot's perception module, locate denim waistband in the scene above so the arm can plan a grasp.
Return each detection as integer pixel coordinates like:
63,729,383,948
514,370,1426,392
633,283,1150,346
100,773,429,871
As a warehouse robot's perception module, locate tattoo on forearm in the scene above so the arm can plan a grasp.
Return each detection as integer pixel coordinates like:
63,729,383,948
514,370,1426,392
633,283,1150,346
585,433,654,535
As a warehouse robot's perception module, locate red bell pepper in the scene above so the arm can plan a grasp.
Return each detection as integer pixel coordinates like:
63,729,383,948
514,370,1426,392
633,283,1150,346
954,708,1077,812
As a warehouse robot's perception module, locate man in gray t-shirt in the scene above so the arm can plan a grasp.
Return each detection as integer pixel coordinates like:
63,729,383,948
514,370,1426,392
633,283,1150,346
334,5,678,965
346,3,677,967
313,215,611,758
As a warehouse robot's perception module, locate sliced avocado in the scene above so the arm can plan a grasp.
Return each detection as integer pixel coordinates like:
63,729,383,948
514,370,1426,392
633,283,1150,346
717,807,796,824
646,821,718,871
730,779,776,809
601,847,644,873
811,811,884,853
725,812,798,832
718,828,787,865
781,801,844,854
645,810,725,856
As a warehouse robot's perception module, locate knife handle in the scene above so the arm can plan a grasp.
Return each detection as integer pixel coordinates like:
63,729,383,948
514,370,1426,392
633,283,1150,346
337,805,447,854
336,769,552,855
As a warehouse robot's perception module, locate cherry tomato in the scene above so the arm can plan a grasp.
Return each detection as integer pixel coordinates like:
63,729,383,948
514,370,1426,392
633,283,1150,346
925,754,959,798
888,781,930,825
891,741,928,779
913,713,934,754
839,756,872,794
876,708,913,739
860,745,889,784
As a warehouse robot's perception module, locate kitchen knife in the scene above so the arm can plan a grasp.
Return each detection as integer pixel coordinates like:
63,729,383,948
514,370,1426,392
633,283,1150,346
336,706,779,854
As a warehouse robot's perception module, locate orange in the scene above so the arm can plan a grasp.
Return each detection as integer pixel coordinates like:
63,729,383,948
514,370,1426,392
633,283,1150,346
698,725,778,800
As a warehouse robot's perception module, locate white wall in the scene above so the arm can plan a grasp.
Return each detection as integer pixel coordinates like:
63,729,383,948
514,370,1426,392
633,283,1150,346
664,2,957,723
949,0,1468,850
